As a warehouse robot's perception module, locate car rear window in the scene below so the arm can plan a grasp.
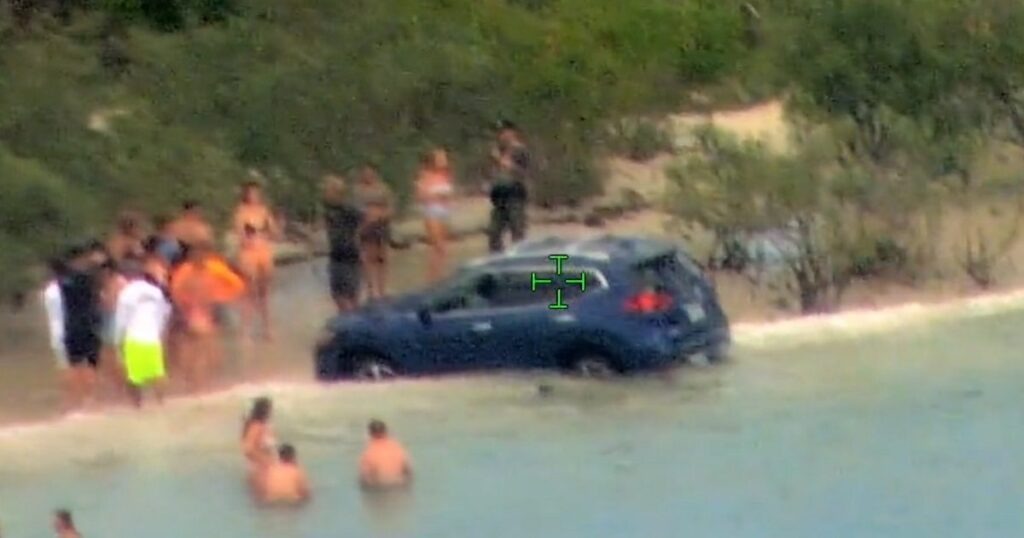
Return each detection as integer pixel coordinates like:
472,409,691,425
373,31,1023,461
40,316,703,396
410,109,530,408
632,253,698,292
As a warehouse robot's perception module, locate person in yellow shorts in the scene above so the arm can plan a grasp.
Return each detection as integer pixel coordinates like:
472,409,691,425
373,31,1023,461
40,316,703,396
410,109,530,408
113,259,172,407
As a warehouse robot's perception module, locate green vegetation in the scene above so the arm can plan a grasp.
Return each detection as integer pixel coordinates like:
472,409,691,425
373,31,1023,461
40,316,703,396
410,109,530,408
666,0,1024,312
0,0,751,295
4,0,1024,312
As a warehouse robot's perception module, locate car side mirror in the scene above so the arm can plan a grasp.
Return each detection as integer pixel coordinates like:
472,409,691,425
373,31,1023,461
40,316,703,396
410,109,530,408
417,306,433,326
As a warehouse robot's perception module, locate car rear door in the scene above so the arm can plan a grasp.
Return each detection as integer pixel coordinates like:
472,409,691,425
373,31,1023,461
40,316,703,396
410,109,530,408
632,254,710,331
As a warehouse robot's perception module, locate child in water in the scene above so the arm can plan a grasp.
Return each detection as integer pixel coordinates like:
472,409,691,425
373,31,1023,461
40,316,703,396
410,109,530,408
259,444,311,505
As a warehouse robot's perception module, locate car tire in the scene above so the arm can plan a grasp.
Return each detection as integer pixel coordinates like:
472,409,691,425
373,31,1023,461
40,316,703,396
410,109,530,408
350,355,398,382
707,341,731,363
569,354,617,379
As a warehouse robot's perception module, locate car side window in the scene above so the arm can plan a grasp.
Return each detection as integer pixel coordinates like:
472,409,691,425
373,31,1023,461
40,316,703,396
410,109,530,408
487,269,602,308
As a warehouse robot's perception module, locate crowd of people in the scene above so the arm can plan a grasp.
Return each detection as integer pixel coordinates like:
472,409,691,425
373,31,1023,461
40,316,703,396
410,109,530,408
41,405,413,536
30,122,530,535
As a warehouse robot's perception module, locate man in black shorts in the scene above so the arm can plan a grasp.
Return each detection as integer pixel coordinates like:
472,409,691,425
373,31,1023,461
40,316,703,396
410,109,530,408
59,244,103,410
322,175,365,312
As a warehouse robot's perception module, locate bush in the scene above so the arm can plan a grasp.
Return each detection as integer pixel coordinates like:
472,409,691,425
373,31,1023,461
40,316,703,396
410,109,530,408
608,119,674,162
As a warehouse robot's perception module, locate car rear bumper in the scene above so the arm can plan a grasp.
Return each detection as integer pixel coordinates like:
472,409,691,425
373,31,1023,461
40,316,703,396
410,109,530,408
628,325,731,370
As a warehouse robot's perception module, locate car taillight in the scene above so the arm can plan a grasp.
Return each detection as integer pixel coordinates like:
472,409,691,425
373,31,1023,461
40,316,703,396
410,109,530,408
624,290,673,313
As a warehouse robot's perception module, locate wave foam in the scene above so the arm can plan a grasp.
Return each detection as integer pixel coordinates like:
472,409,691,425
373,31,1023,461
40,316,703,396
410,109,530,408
733,288,1024,349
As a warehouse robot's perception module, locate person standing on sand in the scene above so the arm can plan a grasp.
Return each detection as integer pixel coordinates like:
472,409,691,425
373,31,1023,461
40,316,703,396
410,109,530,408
352,164,395,301
114,258,172,408
59,245,103,410
106,211,147,264
259,444,312,505
359,419,413,490
487,121,531,253
150,215,184,268
416,148,455,283
53,509,81,538
322,174,365,312
242,397,277,489
233,182,280,342
42,256,74,409
170,200,215,252
97,259,129,398
170,243,246,392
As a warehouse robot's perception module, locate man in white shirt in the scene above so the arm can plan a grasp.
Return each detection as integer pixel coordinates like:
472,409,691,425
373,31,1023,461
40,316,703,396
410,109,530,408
42,257,74,410
113,259,172,407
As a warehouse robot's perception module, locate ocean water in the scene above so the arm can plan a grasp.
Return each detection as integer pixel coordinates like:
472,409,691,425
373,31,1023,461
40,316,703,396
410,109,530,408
2,287,1024,538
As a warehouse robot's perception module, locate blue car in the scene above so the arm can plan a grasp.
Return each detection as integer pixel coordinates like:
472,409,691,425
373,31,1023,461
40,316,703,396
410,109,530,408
314,235,731,380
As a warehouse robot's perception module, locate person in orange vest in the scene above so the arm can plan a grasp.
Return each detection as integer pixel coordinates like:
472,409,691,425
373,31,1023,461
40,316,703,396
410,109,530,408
170,242,245,392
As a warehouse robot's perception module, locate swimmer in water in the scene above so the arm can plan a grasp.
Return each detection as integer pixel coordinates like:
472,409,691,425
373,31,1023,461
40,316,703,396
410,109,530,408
242,397,277,488
359,419,413,490
259,443,311,505
53,509,81,538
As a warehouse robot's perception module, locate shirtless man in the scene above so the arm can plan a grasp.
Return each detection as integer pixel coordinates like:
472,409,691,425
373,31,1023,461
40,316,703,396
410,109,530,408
358,419,413,490
53,509,81,538
259,444,311,505
170,200,215,251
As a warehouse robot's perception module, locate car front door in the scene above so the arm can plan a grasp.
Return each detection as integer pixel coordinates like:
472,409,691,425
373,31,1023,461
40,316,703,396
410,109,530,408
414,273,502,373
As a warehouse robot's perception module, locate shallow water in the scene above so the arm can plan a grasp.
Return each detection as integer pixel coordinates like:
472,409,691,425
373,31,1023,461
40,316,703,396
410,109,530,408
2,289,1024,537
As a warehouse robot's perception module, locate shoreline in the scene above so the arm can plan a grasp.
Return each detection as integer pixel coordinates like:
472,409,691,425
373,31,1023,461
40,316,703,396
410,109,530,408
3,273,1024,434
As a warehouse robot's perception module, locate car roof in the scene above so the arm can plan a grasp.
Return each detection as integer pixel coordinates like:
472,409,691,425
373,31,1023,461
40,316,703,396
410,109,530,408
465,234,680,271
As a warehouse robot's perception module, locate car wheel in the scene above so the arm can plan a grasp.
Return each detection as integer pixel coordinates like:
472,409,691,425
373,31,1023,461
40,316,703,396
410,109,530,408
570,354,617,379
351,355,397,382
707,341,731,363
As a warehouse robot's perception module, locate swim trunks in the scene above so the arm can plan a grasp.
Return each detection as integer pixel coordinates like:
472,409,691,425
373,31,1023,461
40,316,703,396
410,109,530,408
65,343,100,368
123,340,166,386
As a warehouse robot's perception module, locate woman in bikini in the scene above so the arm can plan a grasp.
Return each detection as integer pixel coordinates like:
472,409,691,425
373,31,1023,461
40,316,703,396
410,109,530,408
241,396,277,491
416,148,455,283
233,182,280,342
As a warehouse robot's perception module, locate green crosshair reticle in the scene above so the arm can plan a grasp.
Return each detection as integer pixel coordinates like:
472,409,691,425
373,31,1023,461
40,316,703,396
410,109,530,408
531,254,588,310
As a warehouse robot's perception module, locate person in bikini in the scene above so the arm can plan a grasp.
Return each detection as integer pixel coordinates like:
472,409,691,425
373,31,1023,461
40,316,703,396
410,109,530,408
259,444,311,505
415,148,455,283
233,182,280,341
242,396,277,491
